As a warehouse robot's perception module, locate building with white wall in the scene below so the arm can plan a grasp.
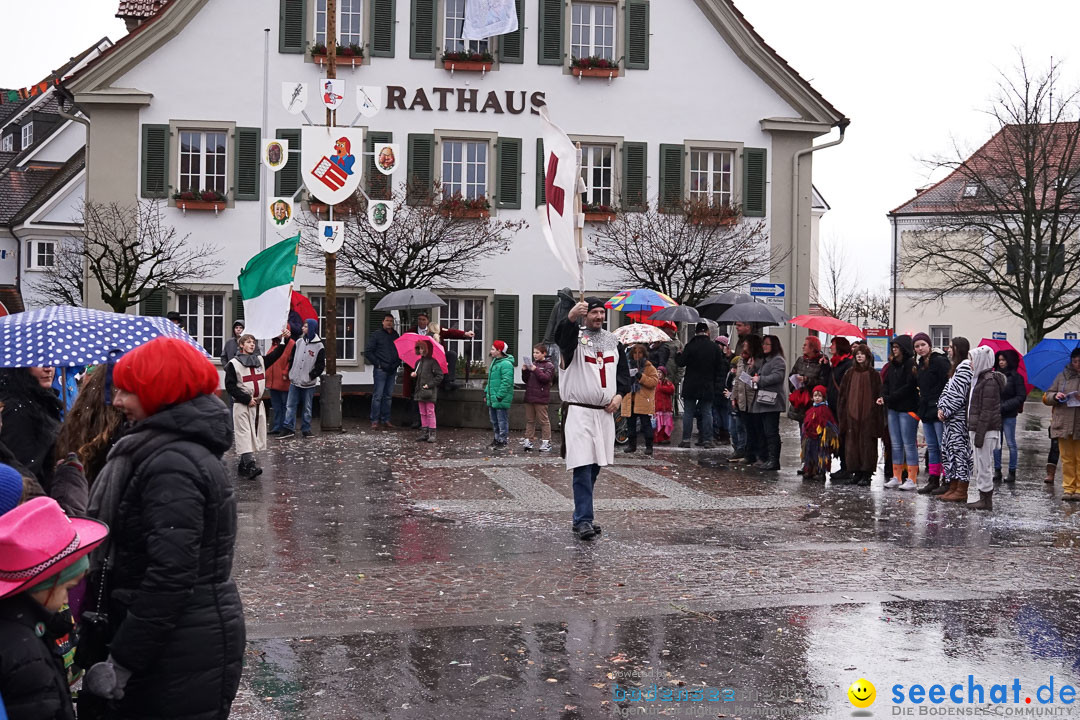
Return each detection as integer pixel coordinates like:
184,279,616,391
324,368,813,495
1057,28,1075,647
65,0,845,382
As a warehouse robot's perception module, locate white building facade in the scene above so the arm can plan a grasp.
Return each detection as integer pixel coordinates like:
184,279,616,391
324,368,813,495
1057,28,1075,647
66,0,845,382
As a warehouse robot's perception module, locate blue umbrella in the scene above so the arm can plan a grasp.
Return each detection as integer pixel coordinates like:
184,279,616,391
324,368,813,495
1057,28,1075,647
0,305,210,368
1023,338,1080,390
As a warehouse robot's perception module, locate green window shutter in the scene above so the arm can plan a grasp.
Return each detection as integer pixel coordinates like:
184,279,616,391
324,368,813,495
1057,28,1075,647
410,0,437,59
370,0,396,57
234,127,261,201
366,131,394,199
742,147,767,217
232,289,246,323
279,0,306,53
407,133,435,205
621,141,647,211
535,138,546,206
532,294,558,347
498,0,525,63
537,0,563,65
139,288,168,317
140,124,169,199
494,294,519,360
366,292,386,343
658,143,684,213
495,137,522,210
275,129,302,197
625,0,650,69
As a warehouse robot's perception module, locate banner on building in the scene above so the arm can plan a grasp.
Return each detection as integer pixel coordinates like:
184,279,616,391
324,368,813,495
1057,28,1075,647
300,127,365,205
462,0,519,40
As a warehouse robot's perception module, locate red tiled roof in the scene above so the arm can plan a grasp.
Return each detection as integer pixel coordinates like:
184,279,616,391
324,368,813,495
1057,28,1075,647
890,122,1080,215
116,0,169,19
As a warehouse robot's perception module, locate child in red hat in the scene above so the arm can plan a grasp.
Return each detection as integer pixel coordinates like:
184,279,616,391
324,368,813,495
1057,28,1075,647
801,385,839,482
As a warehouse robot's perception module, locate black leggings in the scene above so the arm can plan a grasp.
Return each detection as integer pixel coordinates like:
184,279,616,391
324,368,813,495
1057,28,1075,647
744,413,766,462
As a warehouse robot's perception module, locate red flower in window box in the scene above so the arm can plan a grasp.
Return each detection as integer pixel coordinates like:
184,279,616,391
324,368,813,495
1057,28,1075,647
571,56,618,78
686,200,741,226
438,193,491,219
442,50,494,73
173,189,226,212
311,42,364,65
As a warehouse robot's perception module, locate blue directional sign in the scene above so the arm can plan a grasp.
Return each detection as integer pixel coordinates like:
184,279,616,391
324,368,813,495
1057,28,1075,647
1066,333,1077,340
750,282,785,309
992,331,1007,340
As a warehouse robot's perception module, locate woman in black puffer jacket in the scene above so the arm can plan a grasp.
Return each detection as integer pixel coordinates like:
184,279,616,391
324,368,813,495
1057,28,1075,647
912,332,952,494
0,367,63,485
994,350,1026,484
82,338,243,720
881,335,920,490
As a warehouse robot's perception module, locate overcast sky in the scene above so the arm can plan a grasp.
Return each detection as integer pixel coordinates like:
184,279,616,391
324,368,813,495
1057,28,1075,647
2,0,1077,290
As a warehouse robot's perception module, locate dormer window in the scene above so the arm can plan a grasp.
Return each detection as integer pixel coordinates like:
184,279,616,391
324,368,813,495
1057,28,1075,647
1,135,11,152
962,182,978,198
20,123,33,150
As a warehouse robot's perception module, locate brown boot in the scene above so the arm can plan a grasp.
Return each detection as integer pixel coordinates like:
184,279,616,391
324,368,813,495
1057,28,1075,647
967,489,993,510
1046,464,1057,484
934,480,957,498
941,481,970,503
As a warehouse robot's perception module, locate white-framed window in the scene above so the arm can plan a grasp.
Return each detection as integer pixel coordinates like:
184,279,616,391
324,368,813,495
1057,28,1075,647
580,144,615,207
178,130,227,195
930,325,952,352
1,135,12,152
315,0,364,47
311,294,358,361
445,297,485,363
444,0,490,54
441,139,488,200
20,123,33,150
689,149,734,208
178,293,225,357
571,2,616,61
26,240,55,270
963,182,978,198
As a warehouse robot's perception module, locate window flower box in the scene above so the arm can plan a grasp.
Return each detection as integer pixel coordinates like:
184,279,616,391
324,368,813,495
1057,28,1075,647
309,202,329,215
439,193,491,219
582,204,617,223
442,51,494,73
173,190,226,213
571,56,617,79
572,66,617,79
441,207,490,219
687,203,741,227
311,43,364,66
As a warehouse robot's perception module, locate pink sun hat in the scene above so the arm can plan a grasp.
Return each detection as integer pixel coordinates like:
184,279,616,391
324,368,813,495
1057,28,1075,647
0,496,109,599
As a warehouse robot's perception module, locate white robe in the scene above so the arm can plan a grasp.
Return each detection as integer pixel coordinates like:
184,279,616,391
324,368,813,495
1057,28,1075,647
230,357,267,455
559,331,619,470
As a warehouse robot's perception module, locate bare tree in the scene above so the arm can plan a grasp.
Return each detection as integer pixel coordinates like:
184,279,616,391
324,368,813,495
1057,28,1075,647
812,235,858,320
589,202,777,306
297,186,526,298
851,288,891,328
900,56,1080,347
30,200,221,313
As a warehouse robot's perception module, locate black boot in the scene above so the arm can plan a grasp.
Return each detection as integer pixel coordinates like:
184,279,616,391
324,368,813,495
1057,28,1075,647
644,440,653,456
248,463,263,478
967,489,993,511
917,474,941,495
415,428,430,442
1006,469,1016,484
993,468,1002,484
624,440,637,453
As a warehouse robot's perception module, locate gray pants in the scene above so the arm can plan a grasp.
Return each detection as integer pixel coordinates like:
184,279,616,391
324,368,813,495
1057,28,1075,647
970,431,1000,492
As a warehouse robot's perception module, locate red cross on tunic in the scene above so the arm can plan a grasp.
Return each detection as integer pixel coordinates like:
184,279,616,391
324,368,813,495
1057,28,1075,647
545,154,566,223
584,353,616,388
242,367,265,397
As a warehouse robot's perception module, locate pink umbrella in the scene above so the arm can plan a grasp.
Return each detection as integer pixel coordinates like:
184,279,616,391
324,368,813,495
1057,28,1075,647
394,332,449,373
978,337,1032,393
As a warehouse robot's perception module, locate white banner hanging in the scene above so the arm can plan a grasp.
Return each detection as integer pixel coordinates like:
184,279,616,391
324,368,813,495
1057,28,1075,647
356,85,384,118
262,138,289,172
321,78,345,110
282,82,308,115
367,200,394,232
318,221,345,253
300,127,365,205
462,0,519,40
373,143,400,176
268,197,295,230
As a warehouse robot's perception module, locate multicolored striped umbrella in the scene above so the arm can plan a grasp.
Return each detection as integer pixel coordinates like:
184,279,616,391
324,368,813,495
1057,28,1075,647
604,289,677,313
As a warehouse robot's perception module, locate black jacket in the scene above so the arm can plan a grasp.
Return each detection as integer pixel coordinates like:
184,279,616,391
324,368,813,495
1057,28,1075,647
94,394,244,720
364,328,401,373
676,334,721,400
997,351,1027,418
827,356,853,412
881,335,919,412
915,351,951,422
0,370,63,484
0,594,77,720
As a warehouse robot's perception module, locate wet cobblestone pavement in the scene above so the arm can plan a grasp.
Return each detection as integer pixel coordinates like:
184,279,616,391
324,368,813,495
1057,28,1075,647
229,403,1080,719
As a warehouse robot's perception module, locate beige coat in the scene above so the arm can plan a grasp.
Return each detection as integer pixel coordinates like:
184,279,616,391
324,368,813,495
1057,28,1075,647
622,361,658,417
1043,365,1080,439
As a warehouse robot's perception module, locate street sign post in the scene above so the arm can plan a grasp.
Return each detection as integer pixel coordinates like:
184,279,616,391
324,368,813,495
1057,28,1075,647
749,282,785,310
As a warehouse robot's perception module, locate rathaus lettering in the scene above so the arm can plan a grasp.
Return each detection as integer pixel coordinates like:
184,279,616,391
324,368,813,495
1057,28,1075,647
386,86,547,115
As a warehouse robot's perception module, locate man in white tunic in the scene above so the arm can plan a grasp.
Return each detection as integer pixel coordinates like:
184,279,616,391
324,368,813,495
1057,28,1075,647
225,333,287,478
556,298,630,540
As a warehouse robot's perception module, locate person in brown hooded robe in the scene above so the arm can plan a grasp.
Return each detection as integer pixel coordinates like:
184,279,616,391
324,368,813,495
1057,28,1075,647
837,343,884,486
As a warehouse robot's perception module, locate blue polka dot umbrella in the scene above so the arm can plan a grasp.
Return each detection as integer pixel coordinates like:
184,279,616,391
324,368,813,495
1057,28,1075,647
0,305,211,368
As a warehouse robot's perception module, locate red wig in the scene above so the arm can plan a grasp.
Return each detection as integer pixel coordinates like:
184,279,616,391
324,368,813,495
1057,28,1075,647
113,338,219,416
803,335,822,358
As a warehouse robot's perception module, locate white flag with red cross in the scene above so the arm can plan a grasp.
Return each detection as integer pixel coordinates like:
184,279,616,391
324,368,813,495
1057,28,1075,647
537,107,584,290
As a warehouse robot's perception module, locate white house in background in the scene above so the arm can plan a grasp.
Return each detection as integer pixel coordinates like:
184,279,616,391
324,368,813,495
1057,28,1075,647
65,0,846,383
0,38,113,313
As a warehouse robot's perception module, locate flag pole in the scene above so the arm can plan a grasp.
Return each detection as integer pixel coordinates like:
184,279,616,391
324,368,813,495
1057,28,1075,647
575,142,584,302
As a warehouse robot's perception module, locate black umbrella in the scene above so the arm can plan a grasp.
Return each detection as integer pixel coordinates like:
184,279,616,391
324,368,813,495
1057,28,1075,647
714,301,789,325
374,289,446,311
696,292,756,320
649,304,701,323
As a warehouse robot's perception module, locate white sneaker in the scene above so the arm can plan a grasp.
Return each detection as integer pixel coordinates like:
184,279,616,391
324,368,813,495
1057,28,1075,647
539,440,552,452
898,479,917,491
523,439,533,451
518,438,528,445
883,478,901,489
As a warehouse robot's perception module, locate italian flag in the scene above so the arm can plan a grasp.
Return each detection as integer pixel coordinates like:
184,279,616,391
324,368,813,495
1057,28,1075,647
237,234,300,338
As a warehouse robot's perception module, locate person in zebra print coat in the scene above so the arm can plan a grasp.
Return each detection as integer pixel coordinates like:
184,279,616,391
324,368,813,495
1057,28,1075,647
937,337,973,502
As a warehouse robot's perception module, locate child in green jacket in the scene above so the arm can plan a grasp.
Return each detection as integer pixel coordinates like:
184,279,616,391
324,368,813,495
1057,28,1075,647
485,340,515,447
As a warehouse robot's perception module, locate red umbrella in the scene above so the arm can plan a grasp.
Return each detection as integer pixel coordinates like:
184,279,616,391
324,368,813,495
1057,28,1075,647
789,314,865,338
978,338,1032,393
291,291,317,322
394,332,449,373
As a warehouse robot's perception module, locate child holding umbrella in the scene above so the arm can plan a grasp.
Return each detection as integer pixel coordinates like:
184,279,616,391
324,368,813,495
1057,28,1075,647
410,337,444,443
